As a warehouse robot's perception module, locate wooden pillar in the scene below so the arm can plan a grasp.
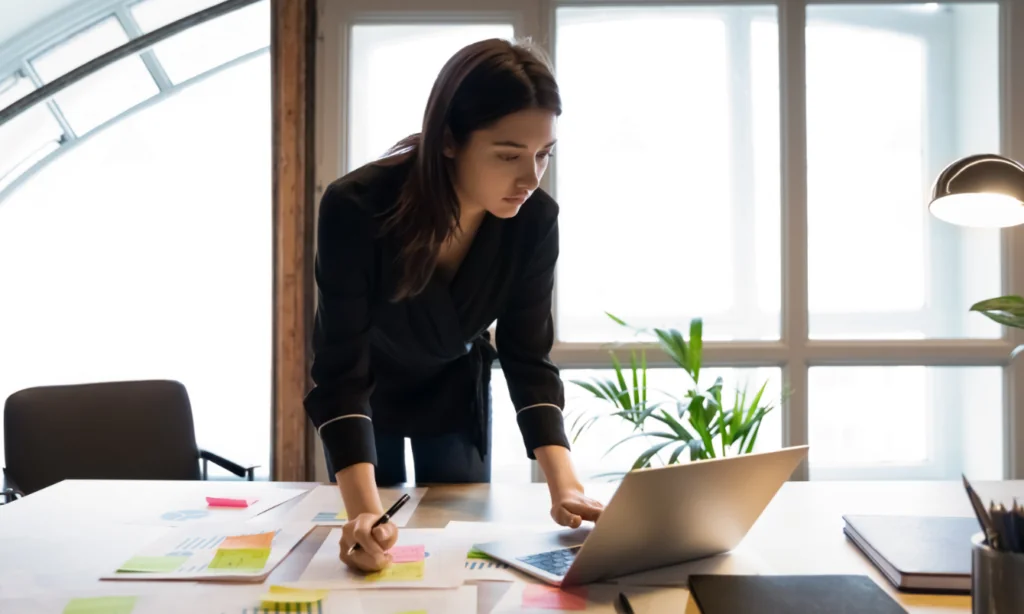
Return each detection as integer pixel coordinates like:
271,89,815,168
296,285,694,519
271,0,317,482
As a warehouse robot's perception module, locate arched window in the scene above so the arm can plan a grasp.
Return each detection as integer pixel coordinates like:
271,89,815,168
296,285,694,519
0,0,272,477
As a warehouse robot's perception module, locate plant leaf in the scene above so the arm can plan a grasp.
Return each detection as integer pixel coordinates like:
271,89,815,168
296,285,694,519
632,439,678,470
610,352,633,410
631,350,640,407
604,430,679,458
689,318,703,382
970,295,1024,330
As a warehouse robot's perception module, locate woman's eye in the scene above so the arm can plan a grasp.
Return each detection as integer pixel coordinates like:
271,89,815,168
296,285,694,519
538,150,554,159
499,154,519,162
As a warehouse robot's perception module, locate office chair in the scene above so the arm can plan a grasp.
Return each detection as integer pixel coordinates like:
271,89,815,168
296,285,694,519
2,379,258,503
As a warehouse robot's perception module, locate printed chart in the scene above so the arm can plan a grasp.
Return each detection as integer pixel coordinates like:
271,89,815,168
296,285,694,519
285,486,427,527
284,529,467,589
101,521,314,581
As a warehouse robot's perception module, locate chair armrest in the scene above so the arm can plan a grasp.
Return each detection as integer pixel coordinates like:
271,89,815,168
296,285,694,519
199,449,260,481
2,469,24,503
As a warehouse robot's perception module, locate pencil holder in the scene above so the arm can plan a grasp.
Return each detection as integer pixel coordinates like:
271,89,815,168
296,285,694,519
972,532,1024,614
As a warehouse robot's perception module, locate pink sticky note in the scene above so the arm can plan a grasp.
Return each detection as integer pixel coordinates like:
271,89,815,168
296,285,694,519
521,584,588,611
388,544,425,563
206,497,257,508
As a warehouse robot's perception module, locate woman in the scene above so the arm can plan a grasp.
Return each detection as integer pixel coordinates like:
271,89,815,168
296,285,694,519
303,37,604,573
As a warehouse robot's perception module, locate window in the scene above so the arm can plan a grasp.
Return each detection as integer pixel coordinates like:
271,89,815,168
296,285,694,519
131,0,270,84
804,4,1001,340
809,366,1003,480
554,6,781,342
0,74,64,188
46,56,159,135
347,23,517,172
29,17,129,83
0,53,272,478
318,0,1021,484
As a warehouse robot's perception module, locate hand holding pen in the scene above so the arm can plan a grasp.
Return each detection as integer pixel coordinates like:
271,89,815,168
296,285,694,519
340,494,410,572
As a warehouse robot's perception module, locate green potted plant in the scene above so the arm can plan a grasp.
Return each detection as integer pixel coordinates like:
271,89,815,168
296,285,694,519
970,296,1024,360
568,314,785,478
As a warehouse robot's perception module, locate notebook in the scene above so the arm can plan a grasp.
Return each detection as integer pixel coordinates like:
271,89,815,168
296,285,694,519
842,515,978,593
687,574,908,614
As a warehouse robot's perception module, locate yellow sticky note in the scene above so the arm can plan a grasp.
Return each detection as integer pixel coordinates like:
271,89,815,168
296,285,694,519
363,561,424,582
208,547,270,571
335,508,347,520
63,596,137,614
259,585,327,607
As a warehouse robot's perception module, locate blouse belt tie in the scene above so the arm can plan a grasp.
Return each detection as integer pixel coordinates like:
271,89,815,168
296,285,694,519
469,330,499,462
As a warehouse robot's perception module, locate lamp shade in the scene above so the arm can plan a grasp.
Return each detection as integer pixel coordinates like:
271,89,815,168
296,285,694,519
929,153,1024,228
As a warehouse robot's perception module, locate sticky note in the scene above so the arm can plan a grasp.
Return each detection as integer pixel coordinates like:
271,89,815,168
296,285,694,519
467,547,489,560
208,547,270,571
388,544,425,563
206,497,256,508
259,585,327,607
363,561,424,582
220,531,274,550
117,555,189,573
335,508,347,520
522,584,588,611
63,596,137,614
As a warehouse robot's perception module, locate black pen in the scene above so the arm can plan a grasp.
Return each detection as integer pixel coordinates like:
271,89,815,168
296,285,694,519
617,592,635,614
347,493,411,556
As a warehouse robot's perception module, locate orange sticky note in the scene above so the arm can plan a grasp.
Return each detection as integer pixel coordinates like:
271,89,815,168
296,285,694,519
388,544,425,563
220,532,274,550
522,584,588,611
206,497,256,508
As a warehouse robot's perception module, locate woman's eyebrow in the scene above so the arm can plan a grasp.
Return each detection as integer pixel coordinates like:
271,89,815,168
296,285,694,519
492,139,558,148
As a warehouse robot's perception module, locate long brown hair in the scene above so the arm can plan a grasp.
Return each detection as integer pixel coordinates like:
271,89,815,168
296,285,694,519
376,37,561,301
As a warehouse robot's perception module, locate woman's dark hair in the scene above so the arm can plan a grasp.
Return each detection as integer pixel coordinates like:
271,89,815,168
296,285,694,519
376,37,561,301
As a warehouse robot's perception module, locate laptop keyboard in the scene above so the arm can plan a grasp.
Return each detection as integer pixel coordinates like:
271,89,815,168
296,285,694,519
517,545,581,576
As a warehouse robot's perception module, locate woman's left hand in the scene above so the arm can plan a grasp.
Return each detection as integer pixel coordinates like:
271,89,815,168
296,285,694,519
550,486,604,528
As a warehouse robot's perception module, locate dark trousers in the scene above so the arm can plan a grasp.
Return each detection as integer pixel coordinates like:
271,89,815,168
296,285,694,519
328,421,492,486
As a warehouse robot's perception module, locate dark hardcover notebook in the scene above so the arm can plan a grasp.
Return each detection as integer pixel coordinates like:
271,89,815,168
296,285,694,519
842,515,978,593
688,574,908,614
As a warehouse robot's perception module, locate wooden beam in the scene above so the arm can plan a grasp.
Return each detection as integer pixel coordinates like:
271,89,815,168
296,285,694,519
271,0,317,482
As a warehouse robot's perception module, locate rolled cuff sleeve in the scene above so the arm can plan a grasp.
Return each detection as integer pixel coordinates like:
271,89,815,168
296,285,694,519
319,415,377,473
516,404,570,460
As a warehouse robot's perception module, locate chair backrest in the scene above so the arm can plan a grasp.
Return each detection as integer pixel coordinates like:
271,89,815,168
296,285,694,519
3,379,202,495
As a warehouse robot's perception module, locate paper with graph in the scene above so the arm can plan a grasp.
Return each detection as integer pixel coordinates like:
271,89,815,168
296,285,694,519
284,485,427,526
116,485,310,527
284,528,466,589
444,520,559,582
100,521,314,581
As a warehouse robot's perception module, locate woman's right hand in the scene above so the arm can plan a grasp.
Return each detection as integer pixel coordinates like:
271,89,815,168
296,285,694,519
338,512,399,572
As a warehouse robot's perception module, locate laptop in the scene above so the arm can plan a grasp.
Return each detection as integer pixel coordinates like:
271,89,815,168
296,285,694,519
473,445,808,586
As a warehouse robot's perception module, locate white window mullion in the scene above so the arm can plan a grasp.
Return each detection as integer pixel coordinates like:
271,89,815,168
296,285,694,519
779,0,808,480
1001,0,1024,479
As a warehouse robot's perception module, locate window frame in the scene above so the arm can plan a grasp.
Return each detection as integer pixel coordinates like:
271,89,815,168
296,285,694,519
314,0,1024,482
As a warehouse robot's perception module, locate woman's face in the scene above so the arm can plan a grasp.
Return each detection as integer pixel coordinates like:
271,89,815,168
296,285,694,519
446,108,557,219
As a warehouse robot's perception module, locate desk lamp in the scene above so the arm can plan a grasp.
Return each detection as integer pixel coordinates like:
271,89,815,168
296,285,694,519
929,153,1024,228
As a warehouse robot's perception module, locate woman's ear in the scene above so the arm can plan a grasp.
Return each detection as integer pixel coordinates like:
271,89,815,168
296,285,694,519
442,128,456,159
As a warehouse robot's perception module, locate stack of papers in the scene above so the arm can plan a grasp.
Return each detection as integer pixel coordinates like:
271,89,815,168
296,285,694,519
101,521,314,582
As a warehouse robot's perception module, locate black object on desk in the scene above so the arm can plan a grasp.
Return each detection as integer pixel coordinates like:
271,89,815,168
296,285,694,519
616,592,635,614
963,474,1024,554
687,575,908,614
842,514,976,593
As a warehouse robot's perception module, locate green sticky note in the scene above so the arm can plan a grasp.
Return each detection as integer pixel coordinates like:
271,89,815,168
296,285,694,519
63,596,137,614
118,555,189,573
208,547,271,571
467,547,489,560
